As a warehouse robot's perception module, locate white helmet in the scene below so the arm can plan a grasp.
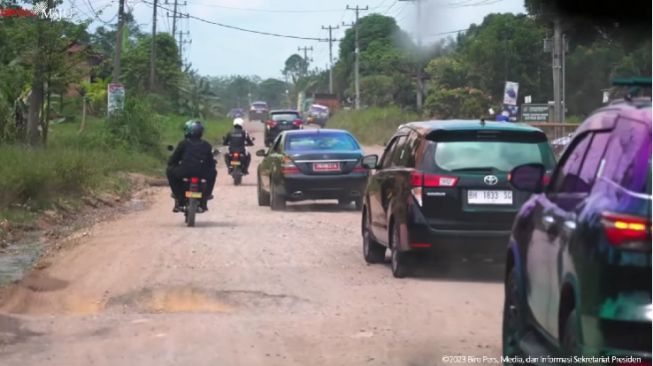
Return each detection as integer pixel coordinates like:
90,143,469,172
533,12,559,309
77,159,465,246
233,117,244,127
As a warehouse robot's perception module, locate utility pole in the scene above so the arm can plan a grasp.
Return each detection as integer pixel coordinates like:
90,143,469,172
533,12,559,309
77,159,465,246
297,46,313,77
179,31,191,63
344,4,368,110
552,18,563,122
149,0,158,91
166,0,179,39
27,0,53,145
321,25,339,94
112,0,126,83
399,0,425,110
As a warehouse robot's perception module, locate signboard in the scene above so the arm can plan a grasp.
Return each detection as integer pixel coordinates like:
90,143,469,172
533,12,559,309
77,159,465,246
521,104,550,122
107,83,125,115
503,81,519,106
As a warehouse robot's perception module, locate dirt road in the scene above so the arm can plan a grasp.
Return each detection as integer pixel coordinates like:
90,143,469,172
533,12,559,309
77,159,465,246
0,122,504,366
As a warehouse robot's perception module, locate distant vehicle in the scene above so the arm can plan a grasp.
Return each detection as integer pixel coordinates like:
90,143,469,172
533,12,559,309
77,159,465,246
313,93,340,116
361,120,556,278
502,97,651,362
551,132,574,156
249,101,269,121
306,104,329,127
256,129,369,210
264,109,303,147
227,108,245,119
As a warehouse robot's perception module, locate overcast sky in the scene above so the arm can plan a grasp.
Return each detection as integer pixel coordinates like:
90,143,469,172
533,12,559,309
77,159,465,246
64,0,525,79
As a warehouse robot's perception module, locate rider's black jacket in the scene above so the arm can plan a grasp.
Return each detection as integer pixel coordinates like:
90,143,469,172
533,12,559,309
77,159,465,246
223,127,254,151
168,137,216,170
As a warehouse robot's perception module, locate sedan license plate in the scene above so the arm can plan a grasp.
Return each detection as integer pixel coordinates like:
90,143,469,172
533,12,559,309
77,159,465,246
313,162,340,172
185,191,202,199
467,190,512,205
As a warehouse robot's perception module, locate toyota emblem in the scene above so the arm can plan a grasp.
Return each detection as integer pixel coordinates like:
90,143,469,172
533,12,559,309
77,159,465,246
484,175,499,186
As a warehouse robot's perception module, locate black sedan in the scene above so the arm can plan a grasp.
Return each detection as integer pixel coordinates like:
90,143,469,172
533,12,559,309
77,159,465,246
256,129,369,210
264,109,303,147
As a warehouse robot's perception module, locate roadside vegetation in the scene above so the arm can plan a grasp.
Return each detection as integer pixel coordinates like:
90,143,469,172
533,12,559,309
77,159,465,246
328,107,419,146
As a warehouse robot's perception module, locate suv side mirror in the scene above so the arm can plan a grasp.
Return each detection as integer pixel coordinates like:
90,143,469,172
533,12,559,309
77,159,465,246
256,149,267,157
509,163,546,193
362,154,379,169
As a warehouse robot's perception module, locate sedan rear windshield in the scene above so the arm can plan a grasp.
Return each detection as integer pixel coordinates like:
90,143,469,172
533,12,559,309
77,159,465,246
285,133,360,151
272,113,300,121
430,140,555,173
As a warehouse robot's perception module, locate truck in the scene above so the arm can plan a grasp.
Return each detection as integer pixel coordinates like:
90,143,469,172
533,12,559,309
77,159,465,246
313,93,340,116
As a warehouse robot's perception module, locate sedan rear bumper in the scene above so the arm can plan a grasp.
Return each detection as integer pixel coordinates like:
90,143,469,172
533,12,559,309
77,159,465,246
280,174,368,201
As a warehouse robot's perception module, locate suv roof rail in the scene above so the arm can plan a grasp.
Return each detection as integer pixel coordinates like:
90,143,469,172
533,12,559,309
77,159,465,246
608,97,652,108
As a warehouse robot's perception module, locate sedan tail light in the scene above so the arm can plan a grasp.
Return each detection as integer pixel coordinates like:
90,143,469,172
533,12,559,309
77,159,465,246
601,212,651,249
281,155,300,175
410,171,458,206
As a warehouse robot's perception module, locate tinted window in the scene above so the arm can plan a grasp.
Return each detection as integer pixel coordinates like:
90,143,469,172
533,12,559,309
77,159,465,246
600,119,652,193
252,103,267,108
285,132,360,151
271,113,300,121
578,131,611,192
551,132,591,193
380,137,399,169
390,135,408,167
432,141,555,172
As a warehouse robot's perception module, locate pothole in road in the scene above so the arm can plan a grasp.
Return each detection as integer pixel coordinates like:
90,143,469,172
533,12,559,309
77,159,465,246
106,287,308,314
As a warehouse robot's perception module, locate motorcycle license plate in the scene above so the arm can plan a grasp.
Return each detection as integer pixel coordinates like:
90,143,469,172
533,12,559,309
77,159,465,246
185,191,202,199
231,161,241,166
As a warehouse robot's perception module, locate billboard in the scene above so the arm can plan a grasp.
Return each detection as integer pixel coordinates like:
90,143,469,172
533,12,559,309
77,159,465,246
521,104,550,122
503,81,519,106
107,83,125,115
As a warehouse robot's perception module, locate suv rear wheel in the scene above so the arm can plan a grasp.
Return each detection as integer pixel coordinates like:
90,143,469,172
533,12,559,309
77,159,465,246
390,220,410,278
502,266,526,362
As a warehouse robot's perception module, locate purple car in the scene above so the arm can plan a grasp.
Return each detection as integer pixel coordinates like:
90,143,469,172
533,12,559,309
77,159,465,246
503,96,651,360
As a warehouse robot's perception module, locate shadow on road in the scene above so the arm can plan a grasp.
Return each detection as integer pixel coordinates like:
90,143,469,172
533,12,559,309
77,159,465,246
381,257,504,283
191,221,238,228
285,202,360,213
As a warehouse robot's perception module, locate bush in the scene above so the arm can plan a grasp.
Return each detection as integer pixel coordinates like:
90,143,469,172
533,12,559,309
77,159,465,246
327,107,420,145
106,99,162,155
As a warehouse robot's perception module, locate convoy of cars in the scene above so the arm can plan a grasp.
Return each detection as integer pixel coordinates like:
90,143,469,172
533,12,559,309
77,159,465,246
249,87,651,363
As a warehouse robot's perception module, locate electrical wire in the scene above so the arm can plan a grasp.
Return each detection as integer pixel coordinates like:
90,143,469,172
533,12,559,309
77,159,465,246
140,0,327,41
187,1,386,14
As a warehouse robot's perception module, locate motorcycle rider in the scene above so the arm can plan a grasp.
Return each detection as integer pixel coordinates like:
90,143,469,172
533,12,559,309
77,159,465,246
167,120,217,212
222,117,254,175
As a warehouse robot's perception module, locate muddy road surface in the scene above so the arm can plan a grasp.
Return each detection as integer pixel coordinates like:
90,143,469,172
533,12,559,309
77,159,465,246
0,121,504,366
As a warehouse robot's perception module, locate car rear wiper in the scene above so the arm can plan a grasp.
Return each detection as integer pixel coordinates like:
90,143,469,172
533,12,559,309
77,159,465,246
450,166,497,172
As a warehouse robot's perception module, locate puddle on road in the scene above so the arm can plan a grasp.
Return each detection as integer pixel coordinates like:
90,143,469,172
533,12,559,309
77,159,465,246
0,241,42,287
107,287,308,314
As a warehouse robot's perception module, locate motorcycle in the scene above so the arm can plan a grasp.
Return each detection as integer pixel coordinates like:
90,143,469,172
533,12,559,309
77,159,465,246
167,145,218,227
228,151,245,186
225,138,255,186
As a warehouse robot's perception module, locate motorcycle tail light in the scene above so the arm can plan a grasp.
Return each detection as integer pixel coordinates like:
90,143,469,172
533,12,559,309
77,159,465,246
190,177,199,184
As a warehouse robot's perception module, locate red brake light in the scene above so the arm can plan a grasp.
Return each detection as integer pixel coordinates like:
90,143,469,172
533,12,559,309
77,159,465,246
411,171,458,188
233,152,240,158
190,177,199,184
292,119,303,126
281,156,300,175
542,174,551,186
266,120,277,127
601,212,650,248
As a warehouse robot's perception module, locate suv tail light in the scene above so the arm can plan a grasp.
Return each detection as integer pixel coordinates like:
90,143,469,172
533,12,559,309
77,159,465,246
601,212,651,249
266,120,277,128
410,171,458,206
281,155,300,175
292,119,303,127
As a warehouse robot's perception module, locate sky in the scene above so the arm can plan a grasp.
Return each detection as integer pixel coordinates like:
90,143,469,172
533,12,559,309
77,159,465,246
63,0,526,80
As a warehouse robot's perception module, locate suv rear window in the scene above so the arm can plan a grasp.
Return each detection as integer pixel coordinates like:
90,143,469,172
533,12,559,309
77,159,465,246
427,132,555,172
271,113,300,121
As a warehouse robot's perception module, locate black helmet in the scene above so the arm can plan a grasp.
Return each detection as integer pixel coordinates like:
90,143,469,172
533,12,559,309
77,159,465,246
184,120,204,138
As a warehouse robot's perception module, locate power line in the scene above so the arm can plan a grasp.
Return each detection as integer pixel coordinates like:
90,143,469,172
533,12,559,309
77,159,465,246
188,1,385,13
141,0,327,41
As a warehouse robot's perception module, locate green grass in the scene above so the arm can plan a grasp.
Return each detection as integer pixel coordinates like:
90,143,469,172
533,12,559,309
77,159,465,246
0,110,232,216
328,107,420,145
